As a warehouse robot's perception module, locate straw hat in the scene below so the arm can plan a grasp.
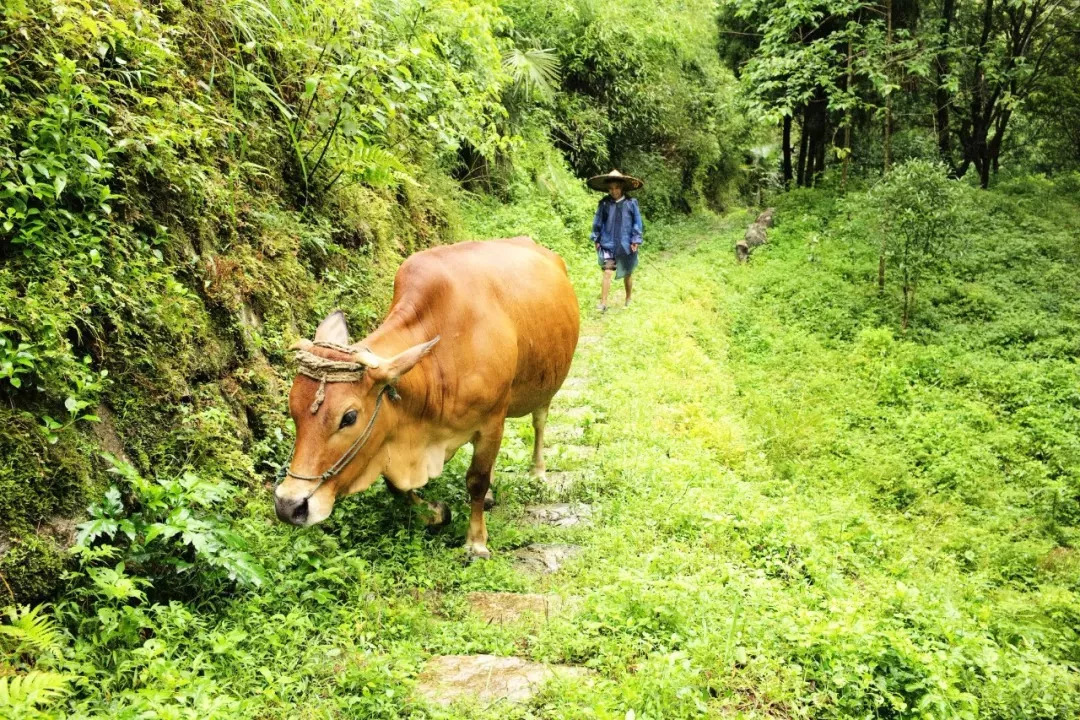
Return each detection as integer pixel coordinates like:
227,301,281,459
587,169,644,192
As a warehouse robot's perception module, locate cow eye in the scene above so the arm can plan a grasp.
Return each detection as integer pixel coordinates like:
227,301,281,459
339,410,358,429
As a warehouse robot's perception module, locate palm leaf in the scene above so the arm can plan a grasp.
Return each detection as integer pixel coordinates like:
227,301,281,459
502,48,561,101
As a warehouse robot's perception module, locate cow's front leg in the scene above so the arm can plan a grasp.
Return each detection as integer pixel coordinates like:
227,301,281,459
465,422,504,559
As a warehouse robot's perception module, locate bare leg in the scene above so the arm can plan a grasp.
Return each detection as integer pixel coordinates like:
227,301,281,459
530,405,549,479
624,273,634,306
465,422,504,558
600,269,613,309
385,479,450,528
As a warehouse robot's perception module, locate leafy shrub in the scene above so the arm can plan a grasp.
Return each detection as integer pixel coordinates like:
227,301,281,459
871,159,968,328
75,454,265,593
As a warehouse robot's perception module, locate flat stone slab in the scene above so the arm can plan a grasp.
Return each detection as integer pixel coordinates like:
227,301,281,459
557,406,593,421
416,654,591,707
523,503,593,527
550,425,585,442
513,543,582,574
543,471,581,494
466,592,562,624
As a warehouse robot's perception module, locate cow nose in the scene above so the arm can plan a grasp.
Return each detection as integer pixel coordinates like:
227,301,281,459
275,496,308,525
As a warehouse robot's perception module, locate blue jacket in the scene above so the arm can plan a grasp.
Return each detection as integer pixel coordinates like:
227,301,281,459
590,196,643,257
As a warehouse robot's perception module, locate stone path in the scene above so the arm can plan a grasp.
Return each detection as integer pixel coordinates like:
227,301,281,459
466,592,563,624
513,543,583,574
523,502,593,527
418,319,603,707
416,655,592,706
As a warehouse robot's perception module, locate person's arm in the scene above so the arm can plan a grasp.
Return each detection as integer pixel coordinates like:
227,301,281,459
590,199,605,247
630,199,643,251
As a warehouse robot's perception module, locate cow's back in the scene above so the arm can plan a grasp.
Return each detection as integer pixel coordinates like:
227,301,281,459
386,238,579,419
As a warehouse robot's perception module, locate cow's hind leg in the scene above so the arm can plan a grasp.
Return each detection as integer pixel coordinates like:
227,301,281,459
530,405,549,479
385,479,450,529
465,421,505,559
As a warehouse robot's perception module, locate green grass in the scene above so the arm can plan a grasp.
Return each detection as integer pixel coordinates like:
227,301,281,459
6,181,1080,718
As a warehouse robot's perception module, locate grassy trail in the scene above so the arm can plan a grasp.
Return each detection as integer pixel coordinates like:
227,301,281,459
49,207,1078,719
430,207,1078,717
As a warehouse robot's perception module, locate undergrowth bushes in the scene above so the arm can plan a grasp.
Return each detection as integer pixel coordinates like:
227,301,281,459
722,174,1080,715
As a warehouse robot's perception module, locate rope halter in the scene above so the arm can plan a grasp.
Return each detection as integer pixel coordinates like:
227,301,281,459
277,341,396,501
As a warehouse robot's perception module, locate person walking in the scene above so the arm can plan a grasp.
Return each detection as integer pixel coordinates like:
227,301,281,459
588,169,644,312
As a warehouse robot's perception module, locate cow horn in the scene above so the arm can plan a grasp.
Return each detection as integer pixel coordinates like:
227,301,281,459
350,347,383,369
289,339,314,352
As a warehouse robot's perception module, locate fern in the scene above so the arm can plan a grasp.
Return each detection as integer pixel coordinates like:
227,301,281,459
0,606,62,659
0,671,69,710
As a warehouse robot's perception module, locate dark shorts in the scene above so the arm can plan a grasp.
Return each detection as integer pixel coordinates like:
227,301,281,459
598,247,616,272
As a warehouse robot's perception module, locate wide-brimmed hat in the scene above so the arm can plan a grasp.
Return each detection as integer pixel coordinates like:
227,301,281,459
587,169,644,192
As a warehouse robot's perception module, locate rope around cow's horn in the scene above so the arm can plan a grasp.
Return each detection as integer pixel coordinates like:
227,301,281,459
293,341,372,414
276,340,398,499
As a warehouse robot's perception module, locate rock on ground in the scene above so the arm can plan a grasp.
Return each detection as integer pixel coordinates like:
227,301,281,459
513,543,582,574
416,654,591,706
523,503,593,527
466,592,562,624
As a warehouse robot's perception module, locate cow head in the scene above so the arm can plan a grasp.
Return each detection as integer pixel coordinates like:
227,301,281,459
274,311,438,526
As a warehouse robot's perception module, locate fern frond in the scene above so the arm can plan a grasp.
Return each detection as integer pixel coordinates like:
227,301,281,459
0,671,69,708
0,606,62,658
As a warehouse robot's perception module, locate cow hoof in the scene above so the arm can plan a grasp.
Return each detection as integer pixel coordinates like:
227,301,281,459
466,542,492,560
530,468,547,482
425,501,451,530
483,488,495,510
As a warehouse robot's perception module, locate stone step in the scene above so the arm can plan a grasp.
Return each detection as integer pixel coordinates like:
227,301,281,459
523,503,593,528
542,470,581,495
549,425,585,442
554,405,594,421
416,654,591,707
513,543,582,574
550,444,596,466
466,592,563,625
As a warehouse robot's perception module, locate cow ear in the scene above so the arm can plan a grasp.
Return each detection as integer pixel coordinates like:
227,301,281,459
369,337,440,385
313,310,349,346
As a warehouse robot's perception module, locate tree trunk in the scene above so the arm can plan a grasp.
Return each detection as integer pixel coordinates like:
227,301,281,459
841,37,853,192
797,105,810,187
883,0,894,174
878,236,887,292
814,128,827,184
935,0,956,158
782,115,793,188
804,93,827,186
902,286,911,330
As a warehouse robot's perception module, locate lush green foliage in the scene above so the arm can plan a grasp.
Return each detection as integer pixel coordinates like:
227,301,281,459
727,0,1080,188
872,159,967,327
503,0,754,215
2,0,1079,715
75,454,265,591
0,0,526,601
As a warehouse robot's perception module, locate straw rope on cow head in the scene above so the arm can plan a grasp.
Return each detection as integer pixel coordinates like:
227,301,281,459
279,323,440,499
290,339,385,415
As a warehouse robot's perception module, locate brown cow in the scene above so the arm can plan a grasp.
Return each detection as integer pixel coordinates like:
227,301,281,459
274,237,579,558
